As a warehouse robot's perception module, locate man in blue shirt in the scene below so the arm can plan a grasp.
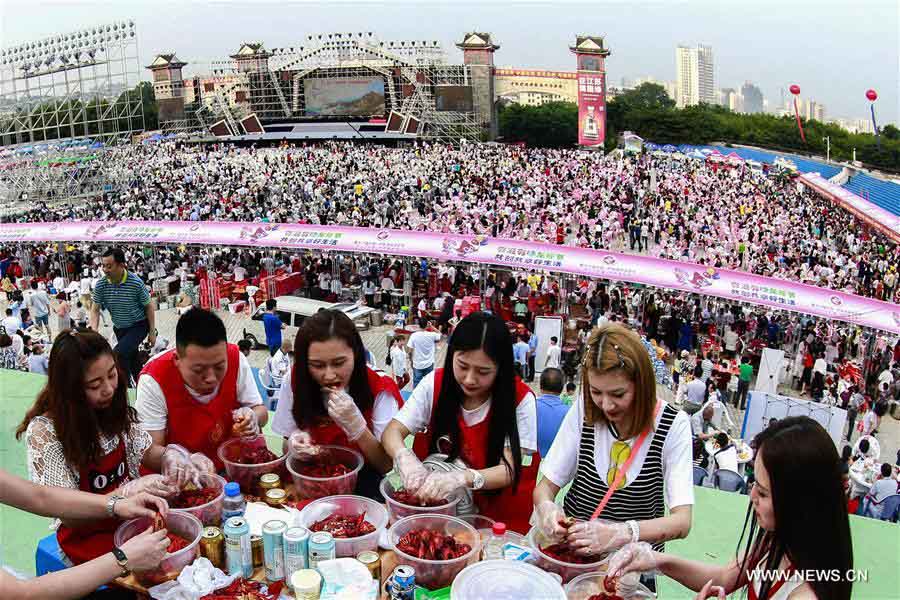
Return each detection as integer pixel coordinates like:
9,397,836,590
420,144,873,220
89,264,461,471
512,334,530,380
535,367,569,456
262,299,285,356
526,330,539,382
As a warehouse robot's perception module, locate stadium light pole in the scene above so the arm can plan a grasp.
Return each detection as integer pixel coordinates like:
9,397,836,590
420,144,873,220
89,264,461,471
824,136,830,163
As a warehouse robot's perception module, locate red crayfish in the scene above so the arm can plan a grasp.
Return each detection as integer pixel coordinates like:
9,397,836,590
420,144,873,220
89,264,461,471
395,529,472,561
298,463,351,477
233,442,279,465
309,512,376,538
390,490,444,508
151,512,191,554
586,576,624,600
169,486,219,509
200,578,284,600
540,542,597,564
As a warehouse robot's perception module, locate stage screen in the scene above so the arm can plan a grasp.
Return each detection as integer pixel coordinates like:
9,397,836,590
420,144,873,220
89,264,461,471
303,77,385,116
434,85,474,112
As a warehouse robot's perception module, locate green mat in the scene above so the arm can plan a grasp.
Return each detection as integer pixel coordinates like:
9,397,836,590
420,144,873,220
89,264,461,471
2,372,898,598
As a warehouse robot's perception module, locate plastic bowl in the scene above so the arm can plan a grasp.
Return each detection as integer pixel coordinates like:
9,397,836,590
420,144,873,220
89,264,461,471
389,514,482,590
298,495,388,557
565,571,653,599
169,473,226,526
286,445,363,500
380,475,460,524
526,524,610,584
114,512,202,587
217,434,288,494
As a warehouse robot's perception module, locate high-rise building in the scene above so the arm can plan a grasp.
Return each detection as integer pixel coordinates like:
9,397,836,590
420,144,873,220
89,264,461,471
718,87,742,112
804,99,825,122
741,81,764,114
675,44,715,108
632,75,677,101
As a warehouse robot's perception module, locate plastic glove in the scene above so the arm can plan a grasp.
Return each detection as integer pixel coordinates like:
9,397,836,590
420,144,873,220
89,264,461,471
289,430,321,460
418,469,469,502
120,474,180,498
606,542,660,579
160,444,199,489
696,579,727,600
325,389,367,441
232,407,261,437
189,452,216,478
394,448,429,493
533,500,569,542
111,492,169,520
567,520,632,556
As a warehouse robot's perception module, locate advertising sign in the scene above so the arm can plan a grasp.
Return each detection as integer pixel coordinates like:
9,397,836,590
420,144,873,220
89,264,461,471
303,77,385,116
576,54,607,147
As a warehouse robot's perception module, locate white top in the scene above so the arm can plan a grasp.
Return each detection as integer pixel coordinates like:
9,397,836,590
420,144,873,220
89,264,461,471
685,379,706,406
135,351,263,431
393,370,538,452
860,411,879,437
540,396,695,509
233,266,247,281
271,368,399,441
713,445,739,473
390,346,408,377
1,316,21,334
407,330,442,369
877,369,894,387
813,358,827,375
545,345,562,369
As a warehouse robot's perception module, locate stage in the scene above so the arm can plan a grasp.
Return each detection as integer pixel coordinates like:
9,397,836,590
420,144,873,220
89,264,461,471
1,371,897,597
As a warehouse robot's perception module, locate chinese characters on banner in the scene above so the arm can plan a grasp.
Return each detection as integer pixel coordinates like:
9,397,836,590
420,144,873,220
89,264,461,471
576,54,607,147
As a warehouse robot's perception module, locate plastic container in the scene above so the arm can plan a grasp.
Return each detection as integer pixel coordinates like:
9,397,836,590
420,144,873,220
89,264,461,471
222,481,246,521
565,571,655,600
389,514,481,590
380,475,461,524
297,495,388,558
525,524,610,584
169,473,226,527
483,522,507,560
450,559,567,600
286,445,363,500
114,512,203,587
217,434,288,494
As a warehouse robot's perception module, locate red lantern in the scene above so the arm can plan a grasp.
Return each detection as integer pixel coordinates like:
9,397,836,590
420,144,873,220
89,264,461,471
789,84,801,96
866,89,878,102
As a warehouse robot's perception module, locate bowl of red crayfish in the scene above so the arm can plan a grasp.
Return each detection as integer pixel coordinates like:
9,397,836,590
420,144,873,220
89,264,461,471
217,434,288,494
389,514,482,590
298,494,389,557
380,474,461,524
526,518,611,584
286,445,364,500
565,571,655,600
114,511,203,586
168,473,226,527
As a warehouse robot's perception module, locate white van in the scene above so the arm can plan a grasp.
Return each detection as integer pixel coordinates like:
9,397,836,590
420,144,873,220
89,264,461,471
242,296,376,348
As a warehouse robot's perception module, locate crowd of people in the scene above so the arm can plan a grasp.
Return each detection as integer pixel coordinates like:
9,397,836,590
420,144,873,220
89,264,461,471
4,140,899,302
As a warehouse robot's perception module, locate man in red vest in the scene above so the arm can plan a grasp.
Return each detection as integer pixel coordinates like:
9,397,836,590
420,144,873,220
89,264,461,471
137,308,268,472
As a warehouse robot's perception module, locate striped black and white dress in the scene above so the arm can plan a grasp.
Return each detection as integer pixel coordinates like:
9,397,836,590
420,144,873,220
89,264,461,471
555,402,689,552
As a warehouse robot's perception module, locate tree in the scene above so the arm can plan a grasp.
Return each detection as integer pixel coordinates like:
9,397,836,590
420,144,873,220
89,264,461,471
498,101,578,148
612,82,675,111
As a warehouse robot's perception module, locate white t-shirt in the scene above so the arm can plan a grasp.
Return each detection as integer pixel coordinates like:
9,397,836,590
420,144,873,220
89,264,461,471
813,358,827,376
407,330,442,369
233,266,247,282
393,370,538,453
540,397,695,510
390,346,408,377
271,368,399,441
545,345,562,369
713,445,739,474
135,351,263,431
877,369,894,387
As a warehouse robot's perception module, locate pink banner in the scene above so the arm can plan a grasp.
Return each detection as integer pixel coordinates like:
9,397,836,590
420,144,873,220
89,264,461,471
575,54,607,147
799,172,900,243
3,220,898,333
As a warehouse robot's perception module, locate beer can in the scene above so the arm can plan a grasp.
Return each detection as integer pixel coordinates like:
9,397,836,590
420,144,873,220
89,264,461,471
223,517,252,578
308,532,335,570
199,526,225,570
356,550,380,582
388,565,416,600
251,534,264,568
259,473,281,492
284,526,310,583
265,488,287,507
263,520,287,582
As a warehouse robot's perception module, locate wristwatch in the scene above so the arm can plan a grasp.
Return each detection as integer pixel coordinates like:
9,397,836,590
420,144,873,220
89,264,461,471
111,546,130,577
106,494,125,518
468,468,485,491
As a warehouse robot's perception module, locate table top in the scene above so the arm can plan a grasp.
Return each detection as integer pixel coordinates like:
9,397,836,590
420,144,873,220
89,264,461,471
705,438,753,464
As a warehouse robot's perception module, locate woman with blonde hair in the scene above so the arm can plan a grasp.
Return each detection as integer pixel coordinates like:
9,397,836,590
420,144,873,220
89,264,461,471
532,322,694,590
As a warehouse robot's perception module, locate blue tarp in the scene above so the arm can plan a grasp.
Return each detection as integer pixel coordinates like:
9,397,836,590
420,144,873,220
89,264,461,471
662,144,678,153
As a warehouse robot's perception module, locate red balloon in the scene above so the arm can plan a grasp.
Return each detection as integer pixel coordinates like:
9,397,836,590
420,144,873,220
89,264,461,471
789,84,801,95
866,89,878,102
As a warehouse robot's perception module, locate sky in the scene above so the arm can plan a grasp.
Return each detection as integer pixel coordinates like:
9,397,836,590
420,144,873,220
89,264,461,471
1,0,897,123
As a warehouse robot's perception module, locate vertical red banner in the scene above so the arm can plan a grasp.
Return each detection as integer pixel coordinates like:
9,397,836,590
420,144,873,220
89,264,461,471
576,54,607,147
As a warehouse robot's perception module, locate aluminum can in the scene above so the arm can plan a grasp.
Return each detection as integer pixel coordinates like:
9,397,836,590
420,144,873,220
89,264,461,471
223,517,252,578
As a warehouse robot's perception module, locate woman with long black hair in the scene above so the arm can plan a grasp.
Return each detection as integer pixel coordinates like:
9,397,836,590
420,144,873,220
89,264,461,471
382,311,538,533
272,309,403,498
608,416,853,600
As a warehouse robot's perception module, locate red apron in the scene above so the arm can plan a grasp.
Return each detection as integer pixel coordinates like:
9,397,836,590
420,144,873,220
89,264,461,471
140,344,241,471
57,437,128,565
412,368,540,534
301,367,404,451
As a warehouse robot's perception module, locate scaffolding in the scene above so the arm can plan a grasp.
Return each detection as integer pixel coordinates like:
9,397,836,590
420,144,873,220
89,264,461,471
180,33,482,141
0,21,144,147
